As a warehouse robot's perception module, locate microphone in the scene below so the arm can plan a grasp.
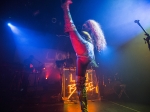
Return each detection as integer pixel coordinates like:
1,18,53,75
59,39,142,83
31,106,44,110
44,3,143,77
134,20,139,23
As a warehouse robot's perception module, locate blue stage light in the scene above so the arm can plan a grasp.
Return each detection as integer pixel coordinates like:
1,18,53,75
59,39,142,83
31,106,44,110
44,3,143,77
8,23,11,26
7,23,19,34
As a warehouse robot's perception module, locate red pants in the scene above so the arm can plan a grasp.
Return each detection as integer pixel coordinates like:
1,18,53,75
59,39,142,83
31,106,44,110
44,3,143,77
69,31,91,77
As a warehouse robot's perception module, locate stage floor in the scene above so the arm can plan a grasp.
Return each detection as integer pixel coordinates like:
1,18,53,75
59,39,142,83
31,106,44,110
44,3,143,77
1,86,150,112
1,99,150,112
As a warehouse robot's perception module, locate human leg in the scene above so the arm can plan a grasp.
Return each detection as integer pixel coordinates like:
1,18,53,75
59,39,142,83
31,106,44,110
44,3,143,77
61,0,76,32
76,57,90,112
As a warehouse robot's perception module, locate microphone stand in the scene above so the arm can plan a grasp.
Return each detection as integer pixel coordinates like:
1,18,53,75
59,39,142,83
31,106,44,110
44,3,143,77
134,20,150,50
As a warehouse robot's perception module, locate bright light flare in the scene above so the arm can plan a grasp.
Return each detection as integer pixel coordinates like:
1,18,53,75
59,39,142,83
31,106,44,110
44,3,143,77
7,23,11,26
7,23,19,34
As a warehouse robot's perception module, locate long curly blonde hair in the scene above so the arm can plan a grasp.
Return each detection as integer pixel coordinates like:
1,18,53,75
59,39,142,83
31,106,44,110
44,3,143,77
86,20,106,52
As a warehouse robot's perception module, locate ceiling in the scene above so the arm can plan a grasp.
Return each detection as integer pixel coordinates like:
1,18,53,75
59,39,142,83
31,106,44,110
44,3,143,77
0,0,97,34
0,0,106,52
1,0,150,52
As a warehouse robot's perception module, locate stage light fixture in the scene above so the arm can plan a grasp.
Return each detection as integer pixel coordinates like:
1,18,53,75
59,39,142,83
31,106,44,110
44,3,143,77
7,23,11,26
7,23,19,34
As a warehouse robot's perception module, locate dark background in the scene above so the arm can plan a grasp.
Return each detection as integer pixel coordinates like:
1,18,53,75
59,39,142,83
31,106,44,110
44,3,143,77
0,0,150,104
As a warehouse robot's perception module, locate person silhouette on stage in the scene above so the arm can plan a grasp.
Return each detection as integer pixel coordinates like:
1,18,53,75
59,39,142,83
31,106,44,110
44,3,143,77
62,0,106,111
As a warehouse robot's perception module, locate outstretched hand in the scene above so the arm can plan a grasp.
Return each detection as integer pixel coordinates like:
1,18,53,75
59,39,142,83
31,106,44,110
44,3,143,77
91,60,99,68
